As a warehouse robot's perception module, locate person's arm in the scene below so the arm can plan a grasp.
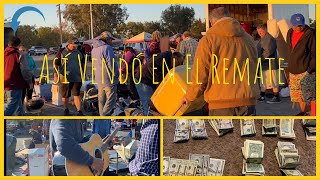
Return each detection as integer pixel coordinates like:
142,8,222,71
51,120,93,166
19,53,33,84
105,46,119,81
129,120,159,176
307,30,316,73
185,37,210,102
54,48,64,66
261,36,276,60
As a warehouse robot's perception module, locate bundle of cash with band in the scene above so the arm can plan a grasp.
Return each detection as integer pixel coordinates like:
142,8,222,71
208,158,225,176
163,156,170,176
242,140,265,176
279,119,296,139
166,157,198,176
240,119,256,136
208,119,233,136
280,169,303,176
190,120,208,139
242,159,265,176
189,154,210,176
262,119,277,136
275,141,301,169
242,140,264,163
302,119,316,141
174,119,190,143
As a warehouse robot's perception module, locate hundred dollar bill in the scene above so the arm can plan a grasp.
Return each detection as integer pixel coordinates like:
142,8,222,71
279,119,296,139
174,129,189,142
190,120,208,139
189,154,204,176
163,156,170,176
176,119,190,130
208,158,225,176
240,119,256,136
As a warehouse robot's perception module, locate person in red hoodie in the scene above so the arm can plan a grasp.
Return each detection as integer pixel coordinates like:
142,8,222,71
286,13,316,116
4,37,33,116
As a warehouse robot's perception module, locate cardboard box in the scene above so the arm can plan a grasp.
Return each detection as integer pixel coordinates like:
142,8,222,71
26,147,49,176
151,65,206,116
51,84,63,106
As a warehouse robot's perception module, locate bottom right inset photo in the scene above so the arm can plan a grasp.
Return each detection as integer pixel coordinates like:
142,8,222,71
163,119,316,176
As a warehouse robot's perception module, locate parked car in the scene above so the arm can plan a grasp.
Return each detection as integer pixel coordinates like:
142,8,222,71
48,47,59,55
29,46,47,56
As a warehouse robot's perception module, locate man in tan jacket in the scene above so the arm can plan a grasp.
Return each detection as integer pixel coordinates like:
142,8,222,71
183,7,259,116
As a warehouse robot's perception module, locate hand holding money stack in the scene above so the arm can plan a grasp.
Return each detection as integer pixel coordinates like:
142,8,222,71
240,119,256,136
262,119,277,136
208,119,233,136
242,140,265,176
302,119,316,141
174,119,190,143
279,119,296,139
275,141,302,172
190,120,208,139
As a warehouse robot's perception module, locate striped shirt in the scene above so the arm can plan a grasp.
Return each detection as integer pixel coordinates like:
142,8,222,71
129,120,159,176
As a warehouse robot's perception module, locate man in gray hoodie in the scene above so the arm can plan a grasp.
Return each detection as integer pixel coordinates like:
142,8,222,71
50,120,104,175
91,31,119,116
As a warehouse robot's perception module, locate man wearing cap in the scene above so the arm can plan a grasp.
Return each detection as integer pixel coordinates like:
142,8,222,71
179,31,198,65
55,39,85,116
182,7,259,116
286,13,316,116
91,31,119,116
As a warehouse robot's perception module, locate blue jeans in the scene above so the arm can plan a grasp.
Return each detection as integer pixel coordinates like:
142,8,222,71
98,86,117,116
5,90,24,116
135,82,154,116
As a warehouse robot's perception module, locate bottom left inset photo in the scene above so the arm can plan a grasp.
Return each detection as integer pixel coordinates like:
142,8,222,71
5,119,160,176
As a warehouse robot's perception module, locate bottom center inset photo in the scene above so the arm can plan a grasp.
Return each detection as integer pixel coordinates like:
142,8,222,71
163,119,316,176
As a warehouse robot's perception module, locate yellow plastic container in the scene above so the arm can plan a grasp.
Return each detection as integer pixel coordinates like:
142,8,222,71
151,65,206,116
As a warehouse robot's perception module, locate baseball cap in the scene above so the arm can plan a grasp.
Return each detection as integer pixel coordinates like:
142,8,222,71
290,13,305,26
100,31,115,40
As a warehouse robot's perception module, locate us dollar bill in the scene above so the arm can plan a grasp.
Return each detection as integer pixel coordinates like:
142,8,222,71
163,156,170,176
242,140,264,163
190,120,208,139
240,119,256,136
262,119,277,136
208,158,225,176
279,119,296,139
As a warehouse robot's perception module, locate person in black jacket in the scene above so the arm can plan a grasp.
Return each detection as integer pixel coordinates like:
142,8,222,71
256,24,281,103
286,13,316,116
134,51,184,115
